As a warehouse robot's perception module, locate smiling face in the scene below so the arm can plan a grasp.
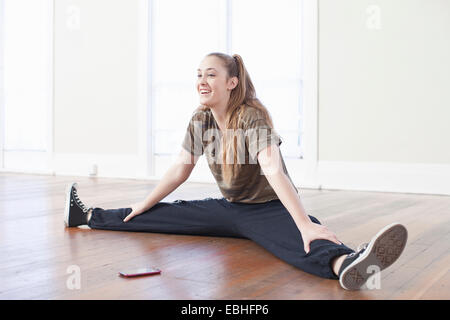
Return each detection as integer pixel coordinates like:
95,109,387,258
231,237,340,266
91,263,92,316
197,55,238,108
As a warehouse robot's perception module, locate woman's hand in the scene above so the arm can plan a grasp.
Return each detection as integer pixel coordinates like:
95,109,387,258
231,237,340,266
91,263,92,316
300,222,342,254
123,201,150,222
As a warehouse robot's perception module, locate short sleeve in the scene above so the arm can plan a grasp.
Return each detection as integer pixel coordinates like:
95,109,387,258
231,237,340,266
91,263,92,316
181,112,204,156
245,118,282,161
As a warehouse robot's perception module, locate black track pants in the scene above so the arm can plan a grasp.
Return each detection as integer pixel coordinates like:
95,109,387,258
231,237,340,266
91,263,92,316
88,197,354,279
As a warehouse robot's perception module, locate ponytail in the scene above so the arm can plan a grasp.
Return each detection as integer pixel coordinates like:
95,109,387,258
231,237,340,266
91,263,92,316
200,53,275,185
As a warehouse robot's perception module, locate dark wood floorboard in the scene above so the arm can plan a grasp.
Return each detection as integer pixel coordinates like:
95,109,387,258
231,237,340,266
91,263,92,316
0,173,449,299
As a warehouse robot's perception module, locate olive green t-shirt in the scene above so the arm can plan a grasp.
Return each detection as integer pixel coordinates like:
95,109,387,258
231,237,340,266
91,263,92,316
181,105,298,203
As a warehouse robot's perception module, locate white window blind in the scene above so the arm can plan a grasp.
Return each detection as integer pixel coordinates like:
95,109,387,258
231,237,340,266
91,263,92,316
153,0,224,155
3,0,50,152
152,0,303,158
231,0,303,158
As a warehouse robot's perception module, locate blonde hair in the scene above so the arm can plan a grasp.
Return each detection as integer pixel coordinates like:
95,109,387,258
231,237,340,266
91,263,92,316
196,52,275,185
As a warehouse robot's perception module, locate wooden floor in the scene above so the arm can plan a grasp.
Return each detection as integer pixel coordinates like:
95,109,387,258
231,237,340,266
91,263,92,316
0,172,449,300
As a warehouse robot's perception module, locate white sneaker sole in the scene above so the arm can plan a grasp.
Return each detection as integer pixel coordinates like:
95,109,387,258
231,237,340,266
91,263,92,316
64,182,78,227
339,222,408,290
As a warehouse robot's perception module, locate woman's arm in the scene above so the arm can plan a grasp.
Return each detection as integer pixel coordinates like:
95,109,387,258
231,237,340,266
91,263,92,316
123,149,200,222
257,144,341,253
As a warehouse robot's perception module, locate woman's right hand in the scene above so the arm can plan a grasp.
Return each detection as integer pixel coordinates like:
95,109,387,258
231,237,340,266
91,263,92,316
123,201,150,222
300,221,342,254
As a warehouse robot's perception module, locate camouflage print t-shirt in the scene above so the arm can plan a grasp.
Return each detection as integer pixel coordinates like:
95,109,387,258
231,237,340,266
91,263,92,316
181,105,299,203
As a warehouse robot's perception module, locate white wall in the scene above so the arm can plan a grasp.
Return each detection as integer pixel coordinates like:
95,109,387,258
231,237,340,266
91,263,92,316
319,0,450,163
317,0,450,195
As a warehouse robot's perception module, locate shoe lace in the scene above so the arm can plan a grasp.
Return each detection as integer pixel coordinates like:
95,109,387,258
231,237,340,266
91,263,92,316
347,242,369,259
357,242,369,252
73,188,90,213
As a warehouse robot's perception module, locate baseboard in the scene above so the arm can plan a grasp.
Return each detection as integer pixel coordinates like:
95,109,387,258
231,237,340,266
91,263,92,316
317,160,450,196
51,152,145,179
2,154,449,196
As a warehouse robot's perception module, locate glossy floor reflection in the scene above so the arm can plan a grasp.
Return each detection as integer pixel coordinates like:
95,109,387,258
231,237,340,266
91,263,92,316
0,173,448,299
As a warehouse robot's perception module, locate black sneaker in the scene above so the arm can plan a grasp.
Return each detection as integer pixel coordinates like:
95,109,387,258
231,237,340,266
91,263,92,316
64,182,91,227
338,222,408,290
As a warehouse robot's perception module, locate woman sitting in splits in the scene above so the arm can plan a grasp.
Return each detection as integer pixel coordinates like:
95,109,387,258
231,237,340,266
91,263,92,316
64,52,407,290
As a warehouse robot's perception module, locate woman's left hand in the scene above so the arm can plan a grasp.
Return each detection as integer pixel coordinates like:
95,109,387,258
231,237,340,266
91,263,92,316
300,222,342,254
123,201,149,222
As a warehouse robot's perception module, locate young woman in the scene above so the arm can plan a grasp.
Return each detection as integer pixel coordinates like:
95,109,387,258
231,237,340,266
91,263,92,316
64,52,408,290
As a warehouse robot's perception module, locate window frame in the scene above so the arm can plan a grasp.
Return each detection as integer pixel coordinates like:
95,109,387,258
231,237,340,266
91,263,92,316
144,0,318,186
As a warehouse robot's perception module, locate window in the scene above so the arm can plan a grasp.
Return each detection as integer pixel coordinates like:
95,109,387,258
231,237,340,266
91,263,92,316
3,0,49,151
1,0,52,171
151,0,303,159
232,0,303,158
0,0,4,167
